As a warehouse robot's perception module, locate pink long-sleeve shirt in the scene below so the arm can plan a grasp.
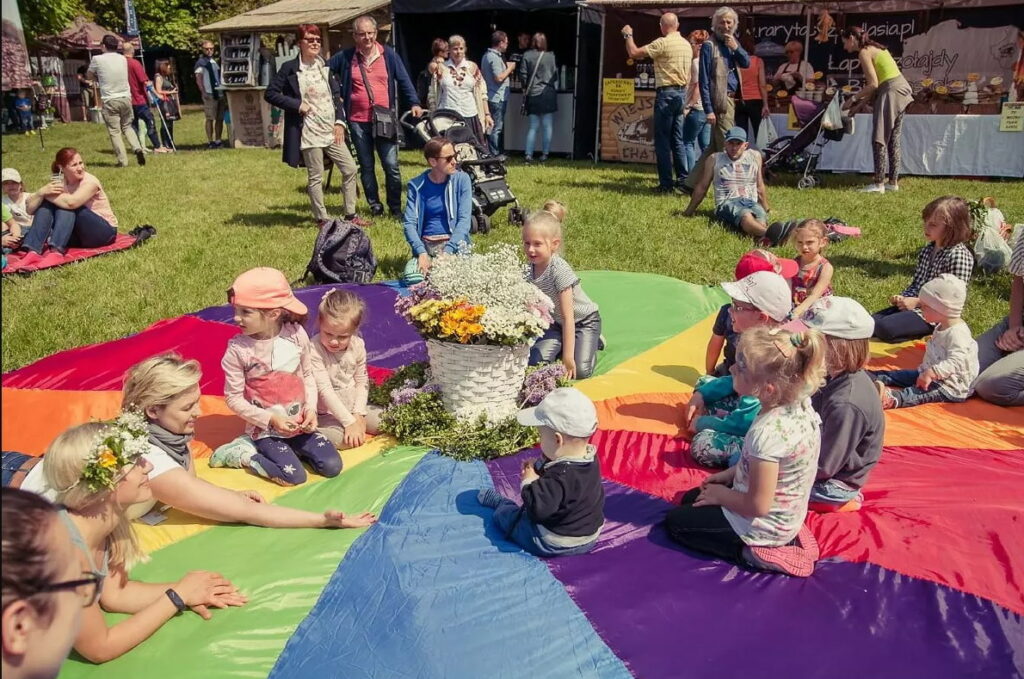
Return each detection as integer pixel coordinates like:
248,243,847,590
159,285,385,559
310,334,369,427
221,323,319,439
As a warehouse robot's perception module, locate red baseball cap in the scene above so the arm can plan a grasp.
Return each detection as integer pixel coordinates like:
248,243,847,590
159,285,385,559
228,267,307,315
734,249,798,280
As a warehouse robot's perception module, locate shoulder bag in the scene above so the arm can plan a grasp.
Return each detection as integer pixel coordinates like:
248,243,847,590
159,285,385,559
356,52,398,140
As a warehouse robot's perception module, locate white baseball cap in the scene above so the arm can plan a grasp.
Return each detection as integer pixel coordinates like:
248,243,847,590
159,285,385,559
1,168,22,184
720,271,792,322
516,387,598,438
791,296,874,339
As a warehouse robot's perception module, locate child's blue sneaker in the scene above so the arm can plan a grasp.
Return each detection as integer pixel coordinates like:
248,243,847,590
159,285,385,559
210,435,257,469
477,488,504,508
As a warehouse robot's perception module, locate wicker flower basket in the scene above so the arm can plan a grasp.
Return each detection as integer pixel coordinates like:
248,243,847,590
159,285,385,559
426,339,530,422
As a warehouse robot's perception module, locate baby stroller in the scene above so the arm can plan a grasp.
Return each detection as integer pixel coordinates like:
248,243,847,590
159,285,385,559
762,91,848,189
402,109,524,234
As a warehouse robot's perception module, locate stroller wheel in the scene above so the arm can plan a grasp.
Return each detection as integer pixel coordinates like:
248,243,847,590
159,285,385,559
797,176,815,190
470,214,480,234
477,213,492,234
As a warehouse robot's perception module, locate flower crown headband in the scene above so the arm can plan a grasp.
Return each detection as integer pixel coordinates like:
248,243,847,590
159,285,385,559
66,411,151,494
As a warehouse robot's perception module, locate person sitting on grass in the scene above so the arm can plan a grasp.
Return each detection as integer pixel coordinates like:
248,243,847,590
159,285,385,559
2,167,34,229
871,274,979,410
793,297,883,513
682,126,791,246
477,388,605,557
686,270,793,468
871,196,974,343
789,219,834,320
705,249,797,377
665,326,825,577
43,419,247,663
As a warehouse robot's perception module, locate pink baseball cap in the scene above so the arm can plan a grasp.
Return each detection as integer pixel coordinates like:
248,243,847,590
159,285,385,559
228,267,307,315
735,249,798,280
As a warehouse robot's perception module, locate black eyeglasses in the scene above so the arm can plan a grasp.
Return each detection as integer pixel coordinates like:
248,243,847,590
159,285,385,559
30,574,104,608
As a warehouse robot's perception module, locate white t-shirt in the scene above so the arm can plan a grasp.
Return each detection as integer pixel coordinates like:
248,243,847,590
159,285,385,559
773,60,815,87
88,52,131,101
724,398,821,547
19,443,186,519
2,193,32,227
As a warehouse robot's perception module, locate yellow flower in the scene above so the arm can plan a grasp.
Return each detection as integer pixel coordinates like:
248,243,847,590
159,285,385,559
98,449,118,469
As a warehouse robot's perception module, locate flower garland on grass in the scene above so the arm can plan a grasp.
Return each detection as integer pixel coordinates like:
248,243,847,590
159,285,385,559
373,362,571,461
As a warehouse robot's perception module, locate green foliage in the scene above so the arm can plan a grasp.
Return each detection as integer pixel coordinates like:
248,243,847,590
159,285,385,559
380,392,538,462
20,0,86,42
368,362,429,408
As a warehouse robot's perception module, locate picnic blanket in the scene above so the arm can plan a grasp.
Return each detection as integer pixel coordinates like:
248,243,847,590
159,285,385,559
1,272,1020,679
2,232,147,275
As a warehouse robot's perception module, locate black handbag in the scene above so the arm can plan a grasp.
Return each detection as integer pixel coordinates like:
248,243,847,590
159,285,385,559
356,54,398,140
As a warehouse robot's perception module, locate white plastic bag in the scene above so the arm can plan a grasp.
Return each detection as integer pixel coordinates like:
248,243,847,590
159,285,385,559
974,207,1012,273
755,119,778,149
821,94,844,130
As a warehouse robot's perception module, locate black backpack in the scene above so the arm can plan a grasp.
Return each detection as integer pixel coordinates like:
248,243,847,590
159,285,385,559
305,218,377,284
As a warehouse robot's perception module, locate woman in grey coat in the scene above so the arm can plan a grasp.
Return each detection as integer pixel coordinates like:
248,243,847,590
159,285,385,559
519,33,558,162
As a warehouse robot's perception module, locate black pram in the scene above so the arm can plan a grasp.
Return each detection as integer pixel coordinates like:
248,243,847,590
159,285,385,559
762,91,849,189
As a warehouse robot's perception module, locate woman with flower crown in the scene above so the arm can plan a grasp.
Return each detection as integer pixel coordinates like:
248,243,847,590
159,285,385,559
39,417,248,663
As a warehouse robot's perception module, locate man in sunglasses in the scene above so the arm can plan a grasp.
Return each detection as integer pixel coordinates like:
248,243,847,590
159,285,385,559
328,15,424,218
2,488,92,679
194,40,226,148
266,24,368,228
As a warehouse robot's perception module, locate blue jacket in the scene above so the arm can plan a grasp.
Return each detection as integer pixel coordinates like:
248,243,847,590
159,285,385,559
694,374,761,436
699,36,750,115
403,170,472,257
326,46,418,124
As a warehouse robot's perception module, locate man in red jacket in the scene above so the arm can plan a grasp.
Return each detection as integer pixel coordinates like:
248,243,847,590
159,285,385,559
123,42,167,153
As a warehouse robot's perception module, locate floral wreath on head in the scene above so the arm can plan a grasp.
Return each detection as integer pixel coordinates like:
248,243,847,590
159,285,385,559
70,411,151,494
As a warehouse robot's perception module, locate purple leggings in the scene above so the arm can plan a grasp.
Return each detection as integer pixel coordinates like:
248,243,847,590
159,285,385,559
252,433,341,485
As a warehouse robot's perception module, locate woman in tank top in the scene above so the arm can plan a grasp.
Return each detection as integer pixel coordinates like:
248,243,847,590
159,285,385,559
20,147,117,255
841,27,913,194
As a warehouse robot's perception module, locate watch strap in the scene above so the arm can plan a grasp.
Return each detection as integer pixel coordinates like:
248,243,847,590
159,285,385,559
165,588,188,613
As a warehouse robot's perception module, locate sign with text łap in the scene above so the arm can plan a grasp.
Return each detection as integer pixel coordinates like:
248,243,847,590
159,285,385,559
603,78,635,105
1000,102,1024,132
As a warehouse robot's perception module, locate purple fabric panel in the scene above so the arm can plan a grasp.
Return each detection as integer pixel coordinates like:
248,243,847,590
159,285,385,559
190,283,425,369
487,451,1024,679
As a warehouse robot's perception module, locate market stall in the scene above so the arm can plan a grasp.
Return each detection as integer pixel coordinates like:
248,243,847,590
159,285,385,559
391,0,603,159
199,0,392,149
587,0,1024,177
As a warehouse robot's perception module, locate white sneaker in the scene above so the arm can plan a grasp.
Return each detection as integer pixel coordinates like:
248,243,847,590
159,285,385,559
884,183,899,192
857,183,885,193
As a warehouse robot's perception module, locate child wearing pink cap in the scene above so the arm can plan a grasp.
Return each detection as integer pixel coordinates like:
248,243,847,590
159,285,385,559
220,267,342,486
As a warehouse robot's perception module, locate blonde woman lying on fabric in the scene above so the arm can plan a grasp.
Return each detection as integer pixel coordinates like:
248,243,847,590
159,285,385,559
42,418,247,662
10,354,377,530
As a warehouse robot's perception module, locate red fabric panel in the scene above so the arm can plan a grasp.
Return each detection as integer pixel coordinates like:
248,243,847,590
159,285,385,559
3,233,139,274
592,428,1024,615
2,316,239,395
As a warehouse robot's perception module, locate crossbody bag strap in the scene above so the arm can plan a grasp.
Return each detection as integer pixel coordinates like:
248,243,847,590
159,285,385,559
356,52,375,106
523,52,544,95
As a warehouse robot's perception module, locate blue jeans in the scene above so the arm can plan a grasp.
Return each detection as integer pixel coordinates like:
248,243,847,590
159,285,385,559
810,478,862,505
492,499,597,557
156,100,175,147
349,121,402,214
653,87,687,188
525,112,553,158
21,201,116,254
18,110,33,131
869,369,959,408
682,108,710,175
714,198,767,232
529,311,602,379
488,98,507,155
2,451,34,487
132,104,161,148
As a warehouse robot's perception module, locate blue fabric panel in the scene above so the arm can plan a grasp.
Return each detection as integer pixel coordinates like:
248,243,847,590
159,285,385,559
269,451,632,679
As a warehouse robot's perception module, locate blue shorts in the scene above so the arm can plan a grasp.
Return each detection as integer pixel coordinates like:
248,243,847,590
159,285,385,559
714,198,767,231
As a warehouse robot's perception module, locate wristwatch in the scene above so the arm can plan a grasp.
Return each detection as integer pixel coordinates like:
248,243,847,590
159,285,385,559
622,32,633,39
165,588,188,613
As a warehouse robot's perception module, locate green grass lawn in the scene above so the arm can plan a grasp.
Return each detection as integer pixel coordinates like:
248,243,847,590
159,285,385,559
2,111,1020,372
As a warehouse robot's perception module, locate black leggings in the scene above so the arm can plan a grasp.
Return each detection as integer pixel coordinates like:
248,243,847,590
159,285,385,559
872,110,905,185
872,306,933,343
663,487,746,564
734,99,765,142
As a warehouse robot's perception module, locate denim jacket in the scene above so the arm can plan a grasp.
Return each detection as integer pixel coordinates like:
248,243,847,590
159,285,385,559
402,169,473,256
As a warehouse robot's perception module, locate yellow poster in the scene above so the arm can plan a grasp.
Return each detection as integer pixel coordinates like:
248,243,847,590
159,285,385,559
603,79,635,105
999,102,1024,132
787,104,800,130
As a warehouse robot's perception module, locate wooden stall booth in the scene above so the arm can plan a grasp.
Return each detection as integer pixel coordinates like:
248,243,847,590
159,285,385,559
586,0,1024,177
200,0,392,149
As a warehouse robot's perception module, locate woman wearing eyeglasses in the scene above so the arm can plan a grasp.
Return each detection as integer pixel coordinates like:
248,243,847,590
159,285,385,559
771,41,814,93
39,419,247,663
265,24,368,229
2,488,84,679
402,137,473,277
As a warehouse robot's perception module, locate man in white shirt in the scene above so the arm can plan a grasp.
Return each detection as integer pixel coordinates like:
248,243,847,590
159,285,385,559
87,35,145,167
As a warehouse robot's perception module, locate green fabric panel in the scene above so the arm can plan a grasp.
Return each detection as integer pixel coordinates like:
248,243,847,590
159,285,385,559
579,271,730,377
59,446,428,679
